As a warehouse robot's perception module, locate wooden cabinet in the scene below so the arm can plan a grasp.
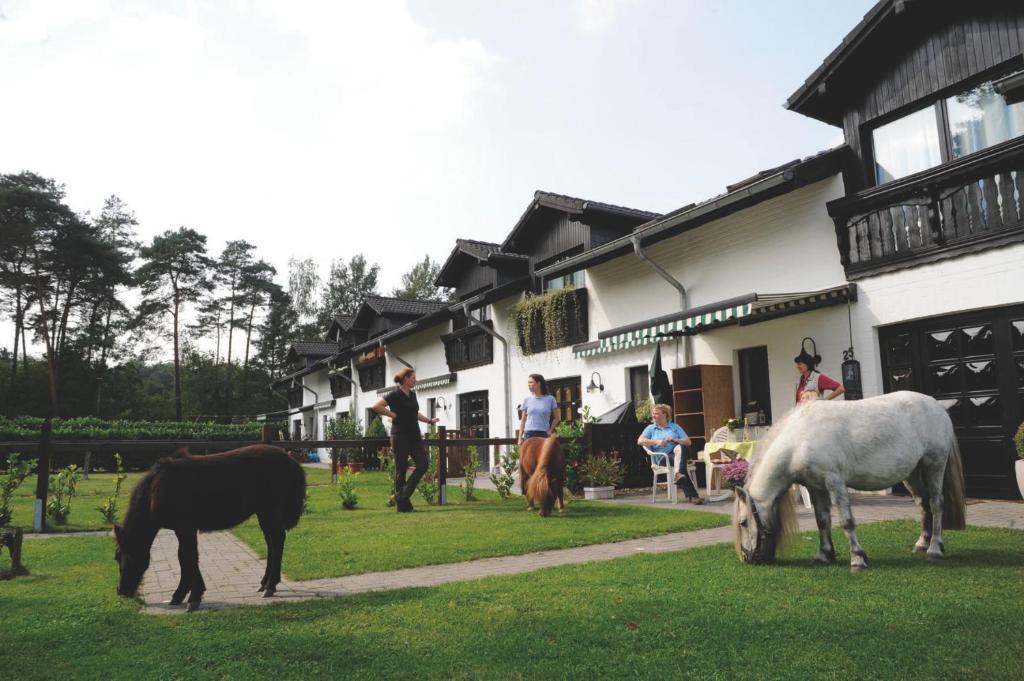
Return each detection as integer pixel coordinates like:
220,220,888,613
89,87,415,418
671,365,734,453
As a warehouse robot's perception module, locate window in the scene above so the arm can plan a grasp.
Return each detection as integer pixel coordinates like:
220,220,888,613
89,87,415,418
871,75,1024,185
628,365,650,408
452,304,490,330
946,82,1024,159
544,270,584,291
329,368,353,398
292,419,302,440
547,376,582,424
737,346,772,424
358,361,385,391
872,104,943,184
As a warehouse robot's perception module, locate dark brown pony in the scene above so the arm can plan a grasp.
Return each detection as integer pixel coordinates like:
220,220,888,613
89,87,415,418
114,445,305,611
519,434,565,517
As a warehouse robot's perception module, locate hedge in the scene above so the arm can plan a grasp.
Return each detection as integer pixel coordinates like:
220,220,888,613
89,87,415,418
0,416,262,442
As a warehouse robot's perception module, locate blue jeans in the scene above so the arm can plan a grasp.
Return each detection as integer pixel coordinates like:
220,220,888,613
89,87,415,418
522,430,549,440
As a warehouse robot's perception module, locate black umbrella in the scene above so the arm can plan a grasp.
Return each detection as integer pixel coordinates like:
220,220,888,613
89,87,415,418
650,342,672,405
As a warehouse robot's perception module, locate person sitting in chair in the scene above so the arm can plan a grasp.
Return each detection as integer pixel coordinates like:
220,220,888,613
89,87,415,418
637,404,704,504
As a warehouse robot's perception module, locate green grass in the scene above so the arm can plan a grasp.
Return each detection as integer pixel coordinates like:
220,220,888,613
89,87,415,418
234,471,729,580
1,521,1021,680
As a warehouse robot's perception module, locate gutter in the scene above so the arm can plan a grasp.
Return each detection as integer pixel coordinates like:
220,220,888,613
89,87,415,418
298,380,320,440
630,235,692,367
463,302,513,439
380,337,413,370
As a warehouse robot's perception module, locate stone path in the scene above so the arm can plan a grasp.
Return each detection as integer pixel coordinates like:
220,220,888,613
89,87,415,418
139,494,1023,615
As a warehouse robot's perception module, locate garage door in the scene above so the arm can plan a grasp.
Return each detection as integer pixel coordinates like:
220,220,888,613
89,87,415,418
878,303,1024,499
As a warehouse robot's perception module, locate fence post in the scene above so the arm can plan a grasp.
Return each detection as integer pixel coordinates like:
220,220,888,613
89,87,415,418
261,424,274,444
83,450,91,480
438,426,447,506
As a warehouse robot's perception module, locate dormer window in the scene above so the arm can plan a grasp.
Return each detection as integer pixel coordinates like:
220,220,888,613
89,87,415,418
871,75,1024,185
544,270,584,291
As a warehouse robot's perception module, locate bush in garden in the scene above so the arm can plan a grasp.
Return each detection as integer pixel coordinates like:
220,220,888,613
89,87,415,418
0,416,262,441
417,437,440,505
380,449,398,506
489,445,519,499
337,466,360,510
327,415,362,481
459,447,480,501
557,405,594,494
1,454,37,528
47,464,81,524
580,456,624,488
96,453,127,524
364,415,389,469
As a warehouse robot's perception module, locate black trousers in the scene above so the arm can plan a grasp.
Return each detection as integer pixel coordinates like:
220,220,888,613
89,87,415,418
393,433,428,501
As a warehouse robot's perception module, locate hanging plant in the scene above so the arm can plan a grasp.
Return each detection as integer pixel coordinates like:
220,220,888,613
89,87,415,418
510,287,584,355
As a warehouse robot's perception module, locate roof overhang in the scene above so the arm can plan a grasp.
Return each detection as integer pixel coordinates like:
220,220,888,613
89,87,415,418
537,147,848,281
573,284,856,358
375,372,457,396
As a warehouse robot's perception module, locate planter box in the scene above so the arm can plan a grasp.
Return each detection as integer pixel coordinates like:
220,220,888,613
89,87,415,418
341,462,364,473
583,486,615,500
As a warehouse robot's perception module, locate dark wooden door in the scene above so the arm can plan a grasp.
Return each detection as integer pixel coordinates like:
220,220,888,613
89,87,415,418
458,391,489,438
878,303,1024,499
548,376,582,424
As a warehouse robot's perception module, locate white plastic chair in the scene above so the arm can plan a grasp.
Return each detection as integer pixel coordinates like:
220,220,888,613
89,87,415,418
642,445,699,504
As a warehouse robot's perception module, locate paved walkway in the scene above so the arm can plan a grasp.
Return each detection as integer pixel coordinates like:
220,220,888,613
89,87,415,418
138,493,1023,615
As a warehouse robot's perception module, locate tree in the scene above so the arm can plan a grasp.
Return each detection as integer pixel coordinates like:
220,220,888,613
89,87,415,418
287,257,321,323
238,258,277,399
216,240,256,371
255,287,298,380
392,255,450,302
189,294,228,363
317,254,380,328
135,228,213,421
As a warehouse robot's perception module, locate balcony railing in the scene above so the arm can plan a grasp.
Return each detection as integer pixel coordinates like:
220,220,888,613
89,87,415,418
441,322,494,371
286,388,303,409
827,136,1024,278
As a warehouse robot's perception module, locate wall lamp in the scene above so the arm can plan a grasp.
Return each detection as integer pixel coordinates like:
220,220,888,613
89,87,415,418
435,396,450,412
586,371,604,394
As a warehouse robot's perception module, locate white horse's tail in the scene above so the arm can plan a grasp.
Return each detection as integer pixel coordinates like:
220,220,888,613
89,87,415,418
942,438,967,531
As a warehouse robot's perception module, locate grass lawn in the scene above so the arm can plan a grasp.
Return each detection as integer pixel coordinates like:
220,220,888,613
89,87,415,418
233,471,730,580
6,472,148,532
2,520,1021,680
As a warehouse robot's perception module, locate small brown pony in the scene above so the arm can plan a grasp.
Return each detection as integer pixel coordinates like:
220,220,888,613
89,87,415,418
519,434,565,516
114,445,305,611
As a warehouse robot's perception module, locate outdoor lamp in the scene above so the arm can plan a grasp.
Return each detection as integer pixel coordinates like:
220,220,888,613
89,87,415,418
586,371,604,393
435,396,450,412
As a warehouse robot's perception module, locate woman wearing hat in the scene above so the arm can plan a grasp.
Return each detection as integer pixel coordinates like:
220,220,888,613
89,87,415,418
794,339,845,404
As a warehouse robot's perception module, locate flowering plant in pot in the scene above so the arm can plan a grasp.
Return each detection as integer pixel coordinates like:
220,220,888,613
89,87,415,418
580,456,623,500
722,458,750,491
1014,422,1024,500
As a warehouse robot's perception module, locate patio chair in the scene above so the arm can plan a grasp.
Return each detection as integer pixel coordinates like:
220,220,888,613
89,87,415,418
642,445,699,503
698,426,735,502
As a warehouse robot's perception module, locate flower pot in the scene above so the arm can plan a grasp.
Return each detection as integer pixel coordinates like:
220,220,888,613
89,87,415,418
343,462,364,473
1015,459,1024,501
583,486,614,500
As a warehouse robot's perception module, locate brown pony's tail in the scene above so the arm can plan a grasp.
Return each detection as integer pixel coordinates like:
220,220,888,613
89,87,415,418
942,438,967,531
526,434,559,517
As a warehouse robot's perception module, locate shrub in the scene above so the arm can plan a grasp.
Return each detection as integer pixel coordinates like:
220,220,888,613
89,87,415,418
327,415,362,479
337,466,360,510
1015,422,1024,460
417,433,440,505
580,456,623,488
380,448,397,506
47,464,81,525
0,416,261,441
635,399,652,423
95,453,127,524
459,447,480,501
1,454,36,528
557,405,594,493
489,445,519,499
364,415,389,468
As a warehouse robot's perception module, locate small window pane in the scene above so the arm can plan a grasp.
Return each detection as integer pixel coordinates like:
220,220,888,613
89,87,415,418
887,334,913,366
928,363,961,394
926,330,959,360
873,105,943,184
1011,321,1024,351
961,325,994,357
966,395,1002,427
889,367,914,391
947,82,1024,159
964,360,997,392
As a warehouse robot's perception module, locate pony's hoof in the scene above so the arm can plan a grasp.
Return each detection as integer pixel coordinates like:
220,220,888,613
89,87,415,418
185,601,201,612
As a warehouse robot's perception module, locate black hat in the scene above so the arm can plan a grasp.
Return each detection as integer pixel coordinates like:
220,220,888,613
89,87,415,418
794,337,821,369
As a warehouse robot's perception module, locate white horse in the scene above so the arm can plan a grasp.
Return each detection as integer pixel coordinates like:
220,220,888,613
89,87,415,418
734,391,966,571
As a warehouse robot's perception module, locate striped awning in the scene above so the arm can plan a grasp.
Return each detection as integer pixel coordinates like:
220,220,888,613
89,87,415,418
376,372,457,396
573,284,855,358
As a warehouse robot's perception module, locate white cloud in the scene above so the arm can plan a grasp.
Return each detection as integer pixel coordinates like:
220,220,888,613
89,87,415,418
570,0,635,35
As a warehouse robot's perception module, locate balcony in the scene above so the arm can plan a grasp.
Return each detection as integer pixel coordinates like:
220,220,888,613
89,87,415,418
287,387,303,409
442,321,494,371
828,136,1024,279
511,287,588,355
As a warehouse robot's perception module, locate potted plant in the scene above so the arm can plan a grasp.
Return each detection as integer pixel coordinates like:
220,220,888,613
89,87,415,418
580,456,623,500
1014,422,1024,500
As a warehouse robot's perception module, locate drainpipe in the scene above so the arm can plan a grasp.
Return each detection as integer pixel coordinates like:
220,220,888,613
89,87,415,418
631,234,692,367
463,303,512,439
297,379,320,440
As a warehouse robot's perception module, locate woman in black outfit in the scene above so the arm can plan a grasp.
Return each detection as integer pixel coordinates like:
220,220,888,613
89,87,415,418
373,367,438,512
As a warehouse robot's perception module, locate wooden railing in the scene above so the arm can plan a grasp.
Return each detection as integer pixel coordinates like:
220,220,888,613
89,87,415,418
827,136,1024,278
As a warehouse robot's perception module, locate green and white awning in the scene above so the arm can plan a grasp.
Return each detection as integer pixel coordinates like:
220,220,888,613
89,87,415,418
572,284,855,359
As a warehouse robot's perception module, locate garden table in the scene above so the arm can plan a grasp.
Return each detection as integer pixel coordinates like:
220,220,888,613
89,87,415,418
697,441,758,502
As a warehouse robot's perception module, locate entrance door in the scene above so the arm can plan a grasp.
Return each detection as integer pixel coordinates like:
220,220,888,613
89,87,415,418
548,376,582,424
458,391,489,437
738,346,772,424
879,303,1024,499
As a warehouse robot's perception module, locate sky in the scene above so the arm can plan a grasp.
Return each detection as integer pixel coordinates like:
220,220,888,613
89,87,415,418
0,0,877,356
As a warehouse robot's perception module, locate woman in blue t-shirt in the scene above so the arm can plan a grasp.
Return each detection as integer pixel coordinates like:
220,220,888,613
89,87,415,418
637,403,703,504
517,373,560,446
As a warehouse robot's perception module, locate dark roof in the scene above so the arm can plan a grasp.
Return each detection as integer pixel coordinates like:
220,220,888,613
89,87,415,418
290,341,341,357
502,190,660,252
535,146,850,279
333,315,355,331
363,296,448,317
436,239,530,287
785,0,909,125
